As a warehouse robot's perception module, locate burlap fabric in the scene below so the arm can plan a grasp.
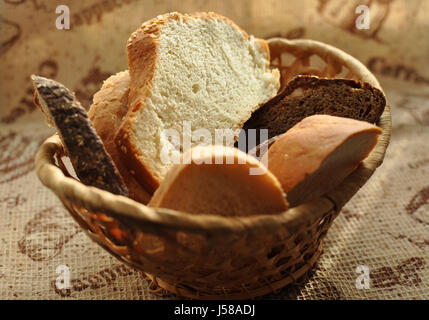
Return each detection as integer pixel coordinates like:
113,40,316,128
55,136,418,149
0,0,428,299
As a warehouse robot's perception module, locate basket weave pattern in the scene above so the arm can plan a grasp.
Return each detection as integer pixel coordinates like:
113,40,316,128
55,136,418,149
35,39,391,299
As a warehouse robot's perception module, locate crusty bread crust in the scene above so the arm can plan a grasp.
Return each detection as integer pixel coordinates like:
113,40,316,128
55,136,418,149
149,145,288,216
262,115,382,207
256,38,271,62
114,12,276,192
88,71,151,203
115,124,161,192
114,14,165,192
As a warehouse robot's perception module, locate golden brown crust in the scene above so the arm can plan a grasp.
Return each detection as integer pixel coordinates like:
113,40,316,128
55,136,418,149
88,71,151,203
115,131,161,193
114,14,161,192
88,71,130,141
262,115,382,206
149,146,288,216
256,38,270,62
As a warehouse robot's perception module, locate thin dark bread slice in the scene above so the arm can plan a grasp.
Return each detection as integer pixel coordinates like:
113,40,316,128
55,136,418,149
32,75,128,196
242,75,386,141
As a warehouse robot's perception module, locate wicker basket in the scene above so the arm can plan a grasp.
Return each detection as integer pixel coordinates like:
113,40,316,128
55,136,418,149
35,38,391,299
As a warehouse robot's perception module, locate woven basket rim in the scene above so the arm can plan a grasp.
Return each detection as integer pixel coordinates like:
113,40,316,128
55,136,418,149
34,38,392,237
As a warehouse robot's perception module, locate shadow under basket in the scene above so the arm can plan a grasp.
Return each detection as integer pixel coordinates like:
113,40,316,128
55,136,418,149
35,38,392,299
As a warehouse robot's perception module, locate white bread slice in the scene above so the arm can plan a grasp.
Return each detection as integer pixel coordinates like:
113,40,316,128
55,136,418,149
88,71,151,203
149,146,288,216
262,115,382,207
115,12,280,192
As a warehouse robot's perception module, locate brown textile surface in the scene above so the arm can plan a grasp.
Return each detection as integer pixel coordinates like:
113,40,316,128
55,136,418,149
0,0,428,299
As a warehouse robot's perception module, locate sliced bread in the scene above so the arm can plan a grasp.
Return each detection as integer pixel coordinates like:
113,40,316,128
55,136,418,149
32,75,128,196
242,75,386,141
149,145,288,216
262,115,382,207
88,71,151,203
115,12,280,192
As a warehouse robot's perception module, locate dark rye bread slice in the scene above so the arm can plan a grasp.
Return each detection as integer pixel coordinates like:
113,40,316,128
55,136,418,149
242,75,386,142
32,75,128,196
